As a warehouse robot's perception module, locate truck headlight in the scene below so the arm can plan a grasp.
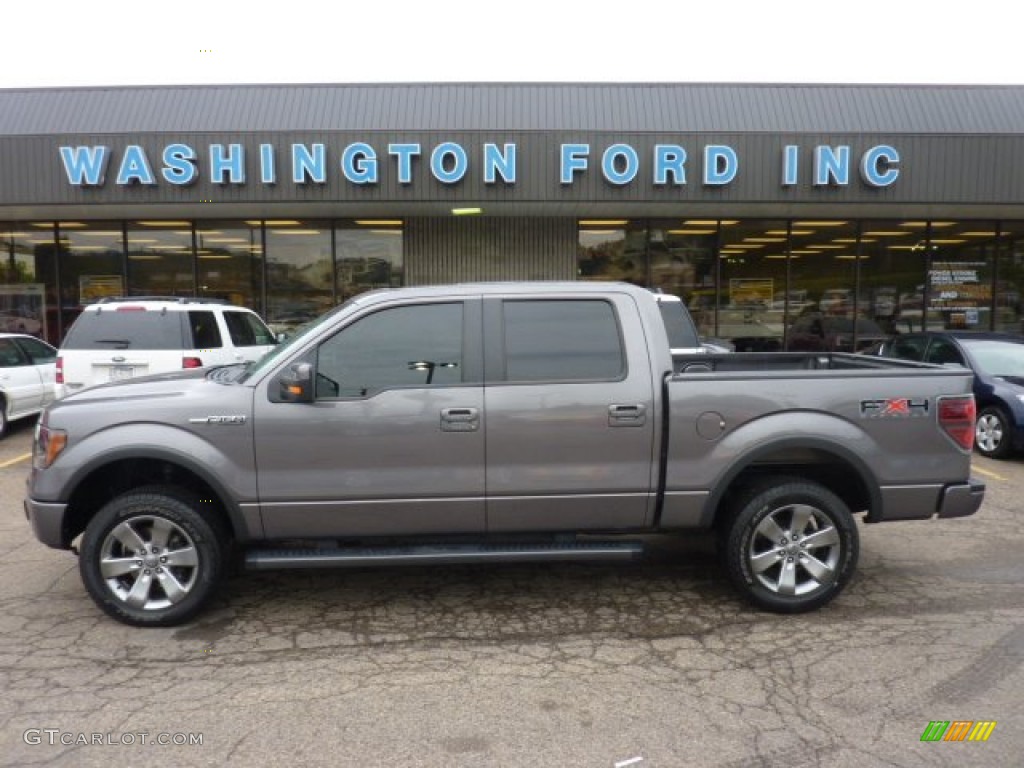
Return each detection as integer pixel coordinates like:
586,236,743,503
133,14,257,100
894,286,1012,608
33,424,67,470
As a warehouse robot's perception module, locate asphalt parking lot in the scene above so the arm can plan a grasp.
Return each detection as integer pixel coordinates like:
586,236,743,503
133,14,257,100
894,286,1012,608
1,416,1022,768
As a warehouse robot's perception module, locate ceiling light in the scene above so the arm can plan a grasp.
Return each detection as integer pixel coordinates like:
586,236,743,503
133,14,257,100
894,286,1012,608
667,229,716,235
793,220,847,226
354,220,403,226
453,207,483,216
579,219,627,226
134,221,192,227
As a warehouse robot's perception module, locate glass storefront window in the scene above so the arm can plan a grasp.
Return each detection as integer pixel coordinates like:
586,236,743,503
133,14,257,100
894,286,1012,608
336,222,404,302
577,220,645,284
56,221,126,332
196,221,263,311
648,219,717,340
787,220,863,350
997,222,1024,334
1,223,54,342
719,220,786,351
126,221,194,298
264,220,333,337
858,220,924,335
924,221,996,331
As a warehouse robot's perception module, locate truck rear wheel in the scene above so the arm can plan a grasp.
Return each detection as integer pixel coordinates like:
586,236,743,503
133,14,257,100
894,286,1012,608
79,486,225,626
722,477,858,613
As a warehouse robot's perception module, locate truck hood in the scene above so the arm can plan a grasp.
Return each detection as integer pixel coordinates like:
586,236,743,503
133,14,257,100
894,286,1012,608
57,367,214,405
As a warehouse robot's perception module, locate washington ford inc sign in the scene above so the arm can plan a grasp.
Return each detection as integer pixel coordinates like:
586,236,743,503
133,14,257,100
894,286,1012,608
58,141,901,189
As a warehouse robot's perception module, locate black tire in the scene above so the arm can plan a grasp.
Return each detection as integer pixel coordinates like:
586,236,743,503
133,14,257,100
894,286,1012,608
0,395,7,438
79,486,226,626
975,406,1013,460
721,477,859,613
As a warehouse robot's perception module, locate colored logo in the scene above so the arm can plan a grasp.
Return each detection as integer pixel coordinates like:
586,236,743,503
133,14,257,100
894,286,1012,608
920,721,996,742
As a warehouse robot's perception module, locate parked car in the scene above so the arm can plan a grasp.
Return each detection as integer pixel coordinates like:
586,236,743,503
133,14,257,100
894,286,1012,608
787,312,890,352
864,331,1024,459
56,297,277,398
26,282,983,626
0,308,43,336
0,333,57,437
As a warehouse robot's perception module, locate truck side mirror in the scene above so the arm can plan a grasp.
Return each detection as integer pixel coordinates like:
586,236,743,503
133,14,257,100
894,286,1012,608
278,362,314,403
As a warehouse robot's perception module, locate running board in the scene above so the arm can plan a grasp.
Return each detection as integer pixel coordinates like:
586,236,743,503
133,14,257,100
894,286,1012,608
245,541,644,570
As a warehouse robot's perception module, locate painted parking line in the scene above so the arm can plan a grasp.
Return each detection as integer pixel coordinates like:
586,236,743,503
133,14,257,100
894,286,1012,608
972,465,1007,481
0,452,31,469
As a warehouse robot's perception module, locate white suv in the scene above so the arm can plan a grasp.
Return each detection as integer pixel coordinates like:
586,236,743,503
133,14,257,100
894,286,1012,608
56,297,277,398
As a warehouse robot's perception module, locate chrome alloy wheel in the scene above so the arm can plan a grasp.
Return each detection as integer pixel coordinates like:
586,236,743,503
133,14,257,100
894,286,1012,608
746,503,842,596
98,515,200,611
975,412,1004,455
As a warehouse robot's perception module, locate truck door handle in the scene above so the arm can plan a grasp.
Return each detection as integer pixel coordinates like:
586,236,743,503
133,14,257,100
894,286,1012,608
608,403,647,427
441,407,480,432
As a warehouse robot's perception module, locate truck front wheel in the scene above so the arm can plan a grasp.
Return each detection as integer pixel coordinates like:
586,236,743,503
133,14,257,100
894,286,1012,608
722,478,859,613
79,486,226,626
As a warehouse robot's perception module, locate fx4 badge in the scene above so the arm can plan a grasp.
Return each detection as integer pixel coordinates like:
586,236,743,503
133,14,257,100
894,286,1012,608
188,415,248,425
860,398,929,418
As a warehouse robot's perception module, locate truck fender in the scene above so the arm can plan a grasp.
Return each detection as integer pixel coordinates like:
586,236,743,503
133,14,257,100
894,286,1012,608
48,423,260,541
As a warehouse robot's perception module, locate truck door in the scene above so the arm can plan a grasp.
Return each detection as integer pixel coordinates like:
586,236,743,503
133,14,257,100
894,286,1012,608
483,294,657,532
253,299,485,538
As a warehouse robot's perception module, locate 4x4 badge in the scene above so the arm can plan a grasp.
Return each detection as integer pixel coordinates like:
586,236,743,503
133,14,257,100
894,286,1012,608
188,415,248,425
860,398,929,417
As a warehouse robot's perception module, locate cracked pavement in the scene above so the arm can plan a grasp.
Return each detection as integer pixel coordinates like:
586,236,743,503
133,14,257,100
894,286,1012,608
1,418,1022,767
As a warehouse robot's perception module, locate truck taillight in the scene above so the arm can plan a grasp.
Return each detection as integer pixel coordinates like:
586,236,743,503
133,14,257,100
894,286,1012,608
938,395,976,452
182,357,203,369
55,355,63,384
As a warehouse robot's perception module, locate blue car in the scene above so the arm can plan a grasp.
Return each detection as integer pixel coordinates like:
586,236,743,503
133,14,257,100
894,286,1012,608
866,331,1024,459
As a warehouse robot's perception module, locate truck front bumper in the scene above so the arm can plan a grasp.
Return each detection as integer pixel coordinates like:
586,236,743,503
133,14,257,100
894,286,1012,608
24,498,70,549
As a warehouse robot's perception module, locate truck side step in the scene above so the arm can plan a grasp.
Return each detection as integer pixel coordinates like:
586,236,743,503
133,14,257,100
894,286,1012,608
245,540,644,570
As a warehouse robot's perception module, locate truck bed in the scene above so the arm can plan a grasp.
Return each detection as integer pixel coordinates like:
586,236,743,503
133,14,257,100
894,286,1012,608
672,351,938,374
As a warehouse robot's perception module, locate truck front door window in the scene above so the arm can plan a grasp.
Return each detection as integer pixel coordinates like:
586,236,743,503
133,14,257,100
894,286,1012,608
316,303,464,397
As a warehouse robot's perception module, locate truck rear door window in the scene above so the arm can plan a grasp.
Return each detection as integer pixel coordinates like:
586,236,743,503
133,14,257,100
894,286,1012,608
502,300,625,382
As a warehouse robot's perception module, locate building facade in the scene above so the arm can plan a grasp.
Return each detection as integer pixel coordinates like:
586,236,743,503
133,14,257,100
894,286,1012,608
2,83,1024,347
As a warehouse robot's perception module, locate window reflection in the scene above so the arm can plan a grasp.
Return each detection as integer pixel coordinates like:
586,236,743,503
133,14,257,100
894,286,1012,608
578,221,645,284
1,223,54,342
56,222,126,332
336,222,404,302
786,221,858,350
924,222,996,331
719,220,785,351
649,220,717,340
126,221,193,298
196,221,263,311
264,220,333,337
998,223,1024,334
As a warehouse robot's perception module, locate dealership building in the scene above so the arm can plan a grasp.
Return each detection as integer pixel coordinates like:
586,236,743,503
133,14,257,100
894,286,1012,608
1,82,1023,347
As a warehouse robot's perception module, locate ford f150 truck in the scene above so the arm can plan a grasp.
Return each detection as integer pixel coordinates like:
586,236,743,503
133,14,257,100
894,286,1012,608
25,282,985,626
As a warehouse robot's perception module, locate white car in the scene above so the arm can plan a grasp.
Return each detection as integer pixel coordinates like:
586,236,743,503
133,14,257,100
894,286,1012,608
0,333,57,437
56,298,277,398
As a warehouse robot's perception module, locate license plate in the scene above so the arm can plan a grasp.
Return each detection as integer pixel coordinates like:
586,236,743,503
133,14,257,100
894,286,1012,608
109,366,135,381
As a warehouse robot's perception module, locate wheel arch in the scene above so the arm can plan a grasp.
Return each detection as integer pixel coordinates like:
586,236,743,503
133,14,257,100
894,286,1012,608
60,449,251,549
702,437,882,530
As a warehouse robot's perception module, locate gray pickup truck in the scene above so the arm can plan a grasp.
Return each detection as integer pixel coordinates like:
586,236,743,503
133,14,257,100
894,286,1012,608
25,282,985,626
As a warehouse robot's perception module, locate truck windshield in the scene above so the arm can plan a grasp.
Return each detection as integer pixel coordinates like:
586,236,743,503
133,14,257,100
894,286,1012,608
239,299,356,382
